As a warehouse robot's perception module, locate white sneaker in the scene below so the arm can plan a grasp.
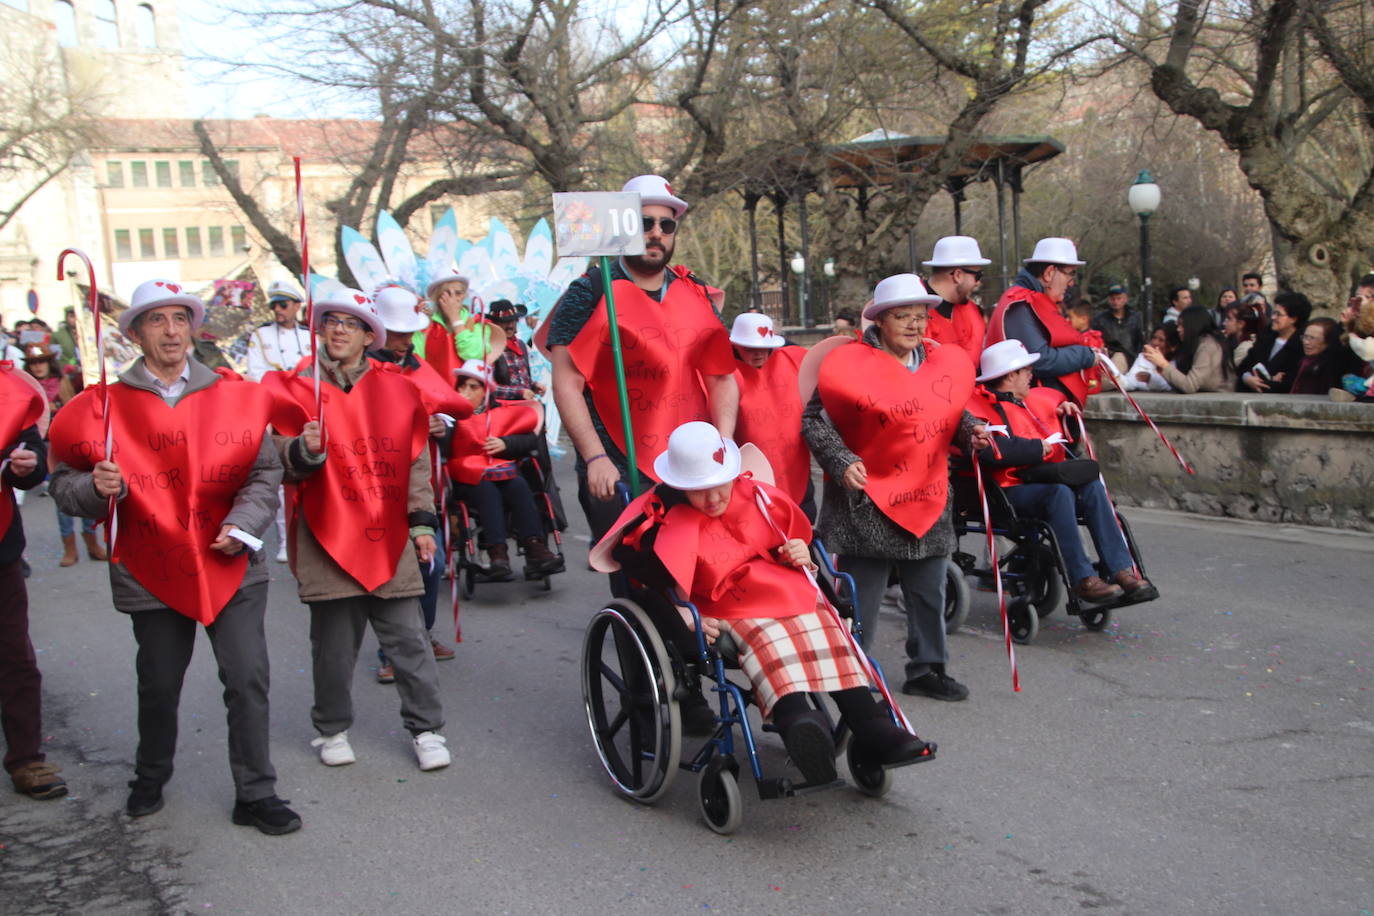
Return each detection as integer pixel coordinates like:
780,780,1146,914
275,544,288,563
413,732,450,771
311,731,356,766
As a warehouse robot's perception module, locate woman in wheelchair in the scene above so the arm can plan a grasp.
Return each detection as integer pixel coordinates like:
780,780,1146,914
601,421,934,786
448,360,563,582
967,341,1157,605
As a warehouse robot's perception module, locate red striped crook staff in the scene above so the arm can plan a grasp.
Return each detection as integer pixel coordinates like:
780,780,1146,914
293,157,323,426
972,457,1020,692
1096,352,1194,474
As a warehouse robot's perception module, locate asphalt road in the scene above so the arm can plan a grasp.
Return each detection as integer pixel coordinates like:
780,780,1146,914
1,469,1371,916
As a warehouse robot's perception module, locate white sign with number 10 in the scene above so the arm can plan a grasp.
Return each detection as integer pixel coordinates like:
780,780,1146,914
551,191,646,258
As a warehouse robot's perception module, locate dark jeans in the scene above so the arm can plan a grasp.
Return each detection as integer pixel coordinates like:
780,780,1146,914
575,463,628,548
0,559,44,773
129,582,277,802
838,553,949,680
1004,481,1132,583
456,477,542,546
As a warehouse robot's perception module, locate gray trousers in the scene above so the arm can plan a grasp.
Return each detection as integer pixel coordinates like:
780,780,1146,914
129,581,277,802
309,595,444,737
838,554,949,681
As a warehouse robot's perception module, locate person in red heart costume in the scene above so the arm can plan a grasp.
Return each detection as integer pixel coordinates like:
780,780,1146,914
923,235,991,369
0,362,68,801
985,237,1104,406
546,174,739,545
366,284,474,674
965,340,1158,605
594,421,936,786
263,288,451,775
48,279,299,835
802,274,991,703
727,312,815,519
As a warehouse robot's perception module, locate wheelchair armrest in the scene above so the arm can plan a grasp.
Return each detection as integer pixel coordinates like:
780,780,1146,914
810,538,858,621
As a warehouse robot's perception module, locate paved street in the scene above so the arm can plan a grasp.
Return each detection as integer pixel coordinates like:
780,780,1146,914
2,462,1371,916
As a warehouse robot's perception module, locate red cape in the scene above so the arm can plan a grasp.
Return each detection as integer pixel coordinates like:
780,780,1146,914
733,345,810,504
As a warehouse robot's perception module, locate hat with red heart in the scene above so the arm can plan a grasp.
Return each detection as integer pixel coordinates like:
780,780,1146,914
653,421,741,491
621,174,688,218
729,312,784,350
312,287,385,340
453,358,490,385
119,279,206,334
426,267,471,303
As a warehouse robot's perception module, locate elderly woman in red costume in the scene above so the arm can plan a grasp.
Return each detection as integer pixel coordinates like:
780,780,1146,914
727,312,815,519
598,421,934,787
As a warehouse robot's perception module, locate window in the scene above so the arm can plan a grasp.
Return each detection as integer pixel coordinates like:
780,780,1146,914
114,230,133,261
154,161,172,188
208,226,224,256
178,161,195,187
138,229,156,260
162,228,179,257
185,227,202,257
230,226,246,252
134,3,156,48
201,160,219,186
106,162,124,188
53,0,76,47
223,159,240,182
94,0,119,49
130,161,148,188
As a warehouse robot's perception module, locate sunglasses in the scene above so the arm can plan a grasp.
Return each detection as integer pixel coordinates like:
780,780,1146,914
271,300,297,309
642,216,678,235
960,269,984,282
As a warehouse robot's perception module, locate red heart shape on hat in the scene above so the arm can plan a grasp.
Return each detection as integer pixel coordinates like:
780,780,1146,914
756,326,770,338
665,183,674,196
166,283,180,293
354,294,367,305
154,281,165,288
712,447,725,465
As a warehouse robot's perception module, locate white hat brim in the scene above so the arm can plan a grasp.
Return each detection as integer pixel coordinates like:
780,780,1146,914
862,294,940,321
975,350,1041,383
1023,255,1086,267
381,311,430,334
639,194,688,218
922,256,992,268
118,295,206,335
426,272,471,300
313,301,385,341
652,438,741,491
729,332,785,349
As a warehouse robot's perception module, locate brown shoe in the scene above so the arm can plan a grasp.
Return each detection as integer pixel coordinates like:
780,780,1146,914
1112,569,1159,602
522,536,565,578
59,535,78,567
11,761,68,800
429,637,455,661
1072,575,1123,603
479,544,514,582
82,531,108,561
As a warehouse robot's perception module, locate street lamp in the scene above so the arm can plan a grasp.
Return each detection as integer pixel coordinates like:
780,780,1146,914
790,252,808,328
1128,169,1161,333
822,258,835,323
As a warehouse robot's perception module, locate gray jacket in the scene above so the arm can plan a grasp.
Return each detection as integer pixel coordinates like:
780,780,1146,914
801,327,978,560
50,357,281,613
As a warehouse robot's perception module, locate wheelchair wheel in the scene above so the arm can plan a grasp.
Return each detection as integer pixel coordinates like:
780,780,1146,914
698,759,743,835
943,558,970,634
461,565,477,600
581,601,682,804
1009,598,1039,645
846,747,893,799
1006,543,1063,619
539,574,552,592
1081,606,1112,632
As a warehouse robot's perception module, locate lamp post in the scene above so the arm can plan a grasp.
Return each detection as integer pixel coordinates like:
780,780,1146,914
1128,169,1161,333
790,251,808,328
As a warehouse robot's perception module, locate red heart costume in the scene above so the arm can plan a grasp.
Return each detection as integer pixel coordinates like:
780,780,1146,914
0,363,45,536
386,356,474,420
986,285,1100,405
445,402,542,486
927,302,987,368
562,266,735,481
817,340,975,538
964,386,1068,488
733,345,810,504
262,364,428,593
47,372,273,625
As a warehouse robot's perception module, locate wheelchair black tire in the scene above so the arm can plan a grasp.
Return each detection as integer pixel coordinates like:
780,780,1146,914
461,565,477,600
943,558,970,634
581,601,682,803
1009,597,1040,644
1081,607,1112,631
846,747,894,798
698,760,743,835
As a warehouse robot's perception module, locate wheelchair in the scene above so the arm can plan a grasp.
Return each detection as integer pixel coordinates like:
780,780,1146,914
945,464,1155,644
446,455,565,597
580,539,928,835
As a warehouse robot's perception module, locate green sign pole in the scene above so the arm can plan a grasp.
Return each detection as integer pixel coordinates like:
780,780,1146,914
597,255,641,496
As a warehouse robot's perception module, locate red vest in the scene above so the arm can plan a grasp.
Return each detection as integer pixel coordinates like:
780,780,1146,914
733,345,810,504
385,355,473,419
445,402,541,485
565,266,735,481
964,386,1068,488
263,364,428,593
0,364,45,537
928,302,986,368
817,339,974,537
986,285,1098,404
48,372,272,624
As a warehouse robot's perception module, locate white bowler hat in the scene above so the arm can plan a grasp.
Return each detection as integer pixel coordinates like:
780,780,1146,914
923,235,991,268
621,174,688,218
653,421,741,491
426,267,471,302
453,358,490,384
266,279,304,302
976,339,1041,383
1024,237,1086,267
863,273,940,320
312,288,385,340
729,312,784,349
374,285,430,333
119,279,206,335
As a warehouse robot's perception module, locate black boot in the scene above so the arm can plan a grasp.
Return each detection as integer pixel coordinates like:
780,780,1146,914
479,544,514,582
833,687,936,767
522,536,564,578
773,696,836,785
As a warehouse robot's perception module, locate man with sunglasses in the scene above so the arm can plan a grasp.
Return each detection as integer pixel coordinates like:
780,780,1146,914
547,174,737,545
246,280,311,382
924,235,991,368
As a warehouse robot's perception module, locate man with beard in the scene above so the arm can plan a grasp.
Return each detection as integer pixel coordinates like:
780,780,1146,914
547,175,738,543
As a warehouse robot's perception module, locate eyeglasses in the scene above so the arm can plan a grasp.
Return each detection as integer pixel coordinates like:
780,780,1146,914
271,300,297,309
321,314,367,332
884,311,928,326
959,269,984,282
642,216,678,235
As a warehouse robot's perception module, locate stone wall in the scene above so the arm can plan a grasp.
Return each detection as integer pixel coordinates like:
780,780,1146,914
1084,392,1374,532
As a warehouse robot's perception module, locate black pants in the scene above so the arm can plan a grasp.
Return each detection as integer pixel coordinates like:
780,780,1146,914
456,477,542,546
0,559,43,774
